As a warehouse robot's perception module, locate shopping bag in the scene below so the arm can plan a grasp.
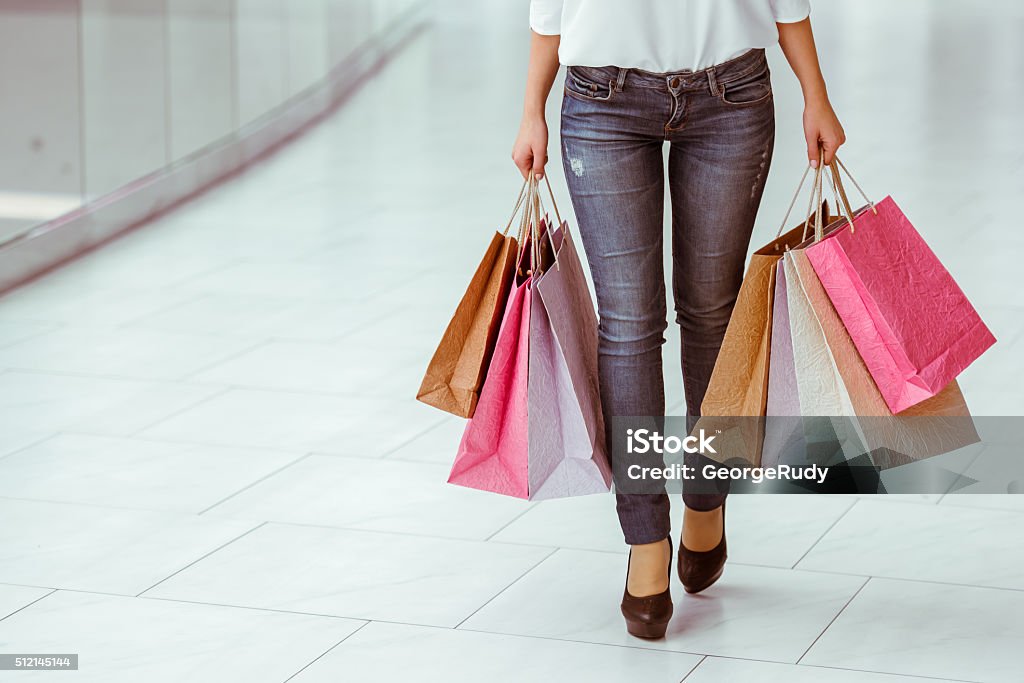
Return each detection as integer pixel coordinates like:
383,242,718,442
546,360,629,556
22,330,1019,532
770,161,977,467
415,182,525,418
700,201,831,418
803,158,996,413
527,219,613,499
789,247,978,460
696,200,829,468
448,271,532,497
785,251,860,418
784,248,871,463
761,260,807,468
448,176,612,500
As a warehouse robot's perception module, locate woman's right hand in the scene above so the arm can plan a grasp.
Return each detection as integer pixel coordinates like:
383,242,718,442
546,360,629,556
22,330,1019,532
512,116,549,179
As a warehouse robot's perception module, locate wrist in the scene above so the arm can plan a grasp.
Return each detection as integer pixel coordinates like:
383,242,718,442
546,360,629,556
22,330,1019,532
521,106,546,123
801,84,830,109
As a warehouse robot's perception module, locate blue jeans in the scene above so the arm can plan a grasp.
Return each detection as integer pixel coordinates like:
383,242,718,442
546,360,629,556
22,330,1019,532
559,48,775,545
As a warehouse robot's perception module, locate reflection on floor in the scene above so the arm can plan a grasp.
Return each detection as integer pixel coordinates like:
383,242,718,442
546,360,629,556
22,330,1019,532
1,1,1022,681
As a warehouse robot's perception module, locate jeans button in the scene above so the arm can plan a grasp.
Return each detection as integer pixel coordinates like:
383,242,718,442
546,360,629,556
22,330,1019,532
670,76,681,88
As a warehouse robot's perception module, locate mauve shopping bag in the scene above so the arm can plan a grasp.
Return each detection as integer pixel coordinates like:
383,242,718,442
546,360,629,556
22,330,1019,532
527,220,612,499
761,260,808,468
803,160,996,414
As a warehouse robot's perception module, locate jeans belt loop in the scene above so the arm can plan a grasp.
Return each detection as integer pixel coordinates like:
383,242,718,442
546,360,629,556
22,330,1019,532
614,67,628,92
706,66,720,97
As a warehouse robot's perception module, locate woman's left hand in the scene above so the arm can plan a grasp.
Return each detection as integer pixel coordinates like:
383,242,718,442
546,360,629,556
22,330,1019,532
803,96,846,167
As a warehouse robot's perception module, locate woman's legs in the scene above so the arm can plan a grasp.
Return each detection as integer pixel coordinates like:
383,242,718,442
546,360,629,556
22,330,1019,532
559,49,774,575
666,49,776,531
560,128,673,596
560,141,671,546
559,75,672,549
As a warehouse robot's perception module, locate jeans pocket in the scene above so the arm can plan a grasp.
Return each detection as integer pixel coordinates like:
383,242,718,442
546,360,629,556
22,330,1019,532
564,66,615,102
717,65,772,107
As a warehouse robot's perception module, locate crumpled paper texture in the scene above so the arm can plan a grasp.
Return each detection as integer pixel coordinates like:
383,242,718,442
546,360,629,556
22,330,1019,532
804,196,996,413
790,248,978,459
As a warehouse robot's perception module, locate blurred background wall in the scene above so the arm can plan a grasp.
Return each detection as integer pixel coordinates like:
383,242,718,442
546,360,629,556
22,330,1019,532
0,0,423,287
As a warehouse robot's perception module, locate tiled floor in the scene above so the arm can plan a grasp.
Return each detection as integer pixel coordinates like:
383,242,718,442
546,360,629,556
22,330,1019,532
1,1,1022,682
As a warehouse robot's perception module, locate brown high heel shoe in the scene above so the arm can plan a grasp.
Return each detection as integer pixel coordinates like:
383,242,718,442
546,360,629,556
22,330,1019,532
621,537,673,639
677,500,727,594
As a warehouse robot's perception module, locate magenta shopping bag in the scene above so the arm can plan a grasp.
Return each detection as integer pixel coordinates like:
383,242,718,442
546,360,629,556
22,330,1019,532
803,161,996,414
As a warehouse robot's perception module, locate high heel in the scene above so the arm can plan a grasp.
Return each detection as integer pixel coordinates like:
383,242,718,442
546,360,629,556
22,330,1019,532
677,500,727,594
620,537,673,639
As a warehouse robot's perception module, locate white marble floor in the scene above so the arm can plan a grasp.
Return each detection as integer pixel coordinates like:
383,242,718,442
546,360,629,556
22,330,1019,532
1,1,1023,681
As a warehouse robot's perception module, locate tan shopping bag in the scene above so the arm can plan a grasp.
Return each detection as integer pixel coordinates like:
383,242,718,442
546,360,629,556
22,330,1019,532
694,199,830,468
700,201,831,418
415,182,524,418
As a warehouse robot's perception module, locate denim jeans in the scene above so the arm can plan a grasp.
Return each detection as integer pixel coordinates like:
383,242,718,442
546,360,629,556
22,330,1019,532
559,48,776,545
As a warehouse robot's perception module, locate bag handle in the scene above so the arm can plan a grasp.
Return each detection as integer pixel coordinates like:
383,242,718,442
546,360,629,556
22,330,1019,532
531,175,541,276
507,173,568,275
541,173,565,232
503,176,531,237
777,148,827,240
804,158,826,242
535,175,565,273
830,155,878,220
777,149,878,242
813,156,878,238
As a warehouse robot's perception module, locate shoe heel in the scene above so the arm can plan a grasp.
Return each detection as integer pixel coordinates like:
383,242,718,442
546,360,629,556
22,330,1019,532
678,501,727,594
682,564,724,594
621,537,674,640
624,615,670,639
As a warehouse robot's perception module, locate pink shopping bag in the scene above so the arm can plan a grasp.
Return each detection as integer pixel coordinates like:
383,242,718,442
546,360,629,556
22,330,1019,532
803,160,996,414
448,273,531,498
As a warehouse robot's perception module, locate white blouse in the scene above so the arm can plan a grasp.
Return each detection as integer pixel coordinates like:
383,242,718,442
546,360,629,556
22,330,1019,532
530,0,812,73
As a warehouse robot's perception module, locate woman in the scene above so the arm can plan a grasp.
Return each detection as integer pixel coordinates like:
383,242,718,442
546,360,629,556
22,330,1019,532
512,0,845,639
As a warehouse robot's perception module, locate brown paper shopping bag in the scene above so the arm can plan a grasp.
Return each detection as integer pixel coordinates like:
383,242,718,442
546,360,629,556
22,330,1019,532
700,201,831,418
416,181,524,418
695,198,830,467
